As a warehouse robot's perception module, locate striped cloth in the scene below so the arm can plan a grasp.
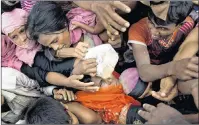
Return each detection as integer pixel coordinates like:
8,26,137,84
20,1,36,12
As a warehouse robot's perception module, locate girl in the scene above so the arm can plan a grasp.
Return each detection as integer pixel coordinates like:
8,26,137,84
2,8,98,91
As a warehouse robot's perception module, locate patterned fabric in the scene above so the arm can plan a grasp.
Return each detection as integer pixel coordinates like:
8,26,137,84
128,17,194,64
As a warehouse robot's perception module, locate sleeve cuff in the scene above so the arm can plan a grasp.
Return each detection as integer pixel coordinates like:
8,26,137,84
127,40,147,50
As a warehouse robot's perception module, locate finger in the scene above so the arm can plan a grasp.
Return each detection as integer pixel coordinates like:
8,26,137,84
70,91,75,101
185,70,199,78
86,67,97,74
79,42,89,48
160,83,175,97
107,31,116,41
157,103,166,107
86,62,98,69
66,90,71,101
77,86,100,92
138,110,151,120
72,75,84,80
103,9,125,32
75,50,85,58
77,47,88,53
143,103,156,112
100,9,119,35
75,81,95,87
151,91,167,101
187,63,198,72
85,58,97,64
54,94,63,100
112,1,131,13
89,73,96,77
62,90,68,101
109,2,131,27
191,56,199,64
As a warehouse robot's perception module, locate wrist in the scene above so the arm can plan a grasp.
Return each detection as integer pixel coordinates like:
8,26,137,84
167,61,175,76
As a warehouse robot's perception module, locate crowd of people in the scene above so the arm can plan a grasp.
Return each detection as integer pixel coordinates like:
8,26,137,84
1,1,198,124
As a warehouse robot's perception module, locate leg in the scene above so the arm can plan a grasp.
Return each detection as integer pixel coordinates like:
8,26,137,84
178,79,198,109
66,102,102,124
178,79,199,123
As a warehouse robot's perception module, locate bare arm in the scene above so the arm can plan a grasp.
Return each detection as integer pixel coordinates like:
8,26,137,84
132,44,174,82
72,18,104,34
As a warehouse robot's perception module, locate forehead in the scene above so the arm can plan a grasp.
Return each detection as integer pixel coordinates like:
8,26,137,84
8,25,24,36
38,33,56,46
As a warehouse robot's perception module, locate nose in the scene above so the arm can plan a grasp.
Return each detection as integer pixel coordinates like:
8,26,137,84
151,28,160,36
19,34,27,43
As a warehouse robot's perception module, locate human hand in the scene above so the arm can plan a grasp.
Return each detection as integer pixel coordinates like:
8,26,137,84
72,59,97,77
66,75,97,89
73,42,89,59
90,1,131,35
53,88,76,102
170,57,198,80
152,77,176,99
71,21,81,30
138,103,189,124
107,31,122,47
151,84,178,102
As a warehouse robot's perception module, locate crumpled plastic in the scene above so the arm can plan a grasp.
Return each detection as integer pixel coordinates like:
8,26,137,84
84,44,119,79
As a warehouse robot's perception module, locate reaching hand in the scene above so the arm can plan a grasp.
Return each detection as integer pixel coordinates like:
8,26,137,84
151,82,178,102
138,103,189,124
171,57,198,80
72,59,97,77
73,42,89,59
90,1,131,35
53,88,76,102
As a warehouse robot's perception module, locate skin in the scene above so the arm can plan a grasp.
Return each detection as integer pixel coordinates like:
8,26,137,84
8,26,28,47
138,103,190,124
131,18,198,82
152,27,199,100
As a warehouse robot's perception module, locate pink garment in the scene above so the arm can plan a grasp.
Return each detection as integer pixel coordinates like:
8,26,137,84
21,1,36,13
2,8,28,36
66,7,102,46
16,41,42,67
1,35,23,71
2,8,42,67
119,68,139,95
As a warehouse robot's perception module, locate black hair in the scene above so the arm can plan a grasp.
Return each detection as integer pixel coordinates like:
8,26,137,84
25,1,68,41
25,97,71,124
1,1,19,14
148,1,193,25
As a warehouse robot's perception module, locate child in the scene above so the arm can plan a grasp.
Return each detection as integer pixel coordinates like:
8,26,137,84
25,97,101,124
126,1,195,101
1,8,98,89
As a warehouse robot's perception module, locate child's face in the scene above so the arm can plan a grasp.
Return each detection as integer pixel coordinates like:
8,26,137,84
92,75,120,87
38,28,71,51
148,18,176,40
8,25,28,47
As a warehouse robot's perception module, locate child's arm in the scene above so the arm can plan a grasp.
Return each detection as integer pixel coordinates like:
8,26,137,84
153,27,198,99
71,17,104,34
63,102,102,124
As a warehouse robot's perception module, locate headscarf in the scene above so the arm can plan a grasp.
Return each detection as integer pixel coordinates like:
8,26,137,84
1,35,23,71
2,8,42,67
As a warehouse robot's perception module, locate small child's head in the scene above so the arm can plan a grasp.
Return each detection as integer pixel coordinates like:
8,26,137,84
2,8,30,48
25,97,75,124
148,1,193,40
119,68,152,99
26,1,71,51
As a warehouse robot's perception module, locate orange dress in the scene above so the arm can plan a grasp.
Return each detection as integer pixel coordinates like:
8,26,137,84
76,84,141,123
